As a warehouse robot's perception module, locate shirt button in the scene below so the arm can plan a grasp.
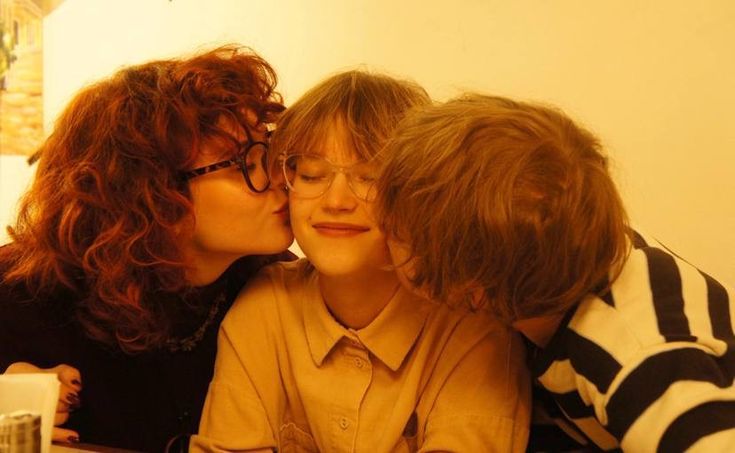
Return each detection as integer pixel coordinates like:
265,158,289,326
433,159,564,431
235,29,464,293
354,358,365,369
339,417,350,430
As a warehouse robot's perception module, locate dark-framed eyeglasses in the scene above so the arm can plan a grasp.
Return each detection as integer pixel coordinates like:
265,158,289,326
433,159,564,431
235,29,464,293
182,130,271,193
281,153,378,201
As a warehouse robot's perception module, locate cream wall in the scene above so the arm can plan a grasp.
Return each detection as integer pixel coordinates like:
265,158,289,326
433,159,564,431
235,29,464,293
0,155,34,242
1,0,733,283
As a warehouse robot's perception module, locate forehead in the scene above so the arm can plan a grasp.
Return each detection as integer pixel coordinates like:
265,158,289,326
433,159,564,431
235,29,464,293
218,112,266,142
207,111,265,145
310,122,383,165
192,115,255,166
312,129,359,163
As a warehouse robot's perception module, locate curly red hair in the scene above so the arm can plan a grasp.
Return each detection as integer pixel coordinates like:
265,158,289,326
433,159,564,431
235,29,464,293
2,45,284,353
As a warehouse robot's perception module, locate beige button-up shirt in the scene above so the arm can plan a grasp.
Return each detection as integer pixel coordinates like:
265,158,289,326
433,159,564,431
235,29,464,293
192,260,530,452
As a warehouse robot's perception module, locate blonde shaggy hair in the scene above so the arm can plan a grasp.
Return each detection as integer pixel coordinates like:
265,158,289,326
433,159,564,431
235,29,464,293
270,70,430,163
376,94,630,323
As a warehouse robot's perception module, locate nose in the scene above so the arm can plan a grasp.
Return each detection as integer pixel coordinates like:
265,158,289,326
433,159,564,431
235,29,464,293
322,171,357,211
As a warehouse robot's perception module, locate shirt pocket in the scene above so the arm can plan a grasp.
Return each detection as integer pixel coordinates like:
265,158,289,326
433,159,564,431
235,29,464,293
278,422,319,453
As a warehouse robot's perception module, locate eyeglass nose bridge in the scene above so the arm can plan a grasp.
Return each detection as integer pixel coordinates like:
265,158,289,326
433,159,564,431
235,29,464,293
321,166,364,199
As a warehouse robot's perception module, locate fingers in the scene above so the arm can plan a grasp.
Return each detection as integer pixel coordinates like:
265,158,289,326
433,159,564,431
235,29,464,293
54,410,69,426
41,364,82,419
4,362,84,427
3,361,42,374
52,427,80,444
51,368,82,443
4,363,82,393
57,384,81,414
50,364,82,391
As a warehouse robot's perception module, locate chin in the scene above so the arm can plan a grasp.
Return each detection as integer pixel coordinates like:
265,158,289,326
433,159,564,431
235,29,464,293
305,255,355,276
260,234,295,255
312,255,386,278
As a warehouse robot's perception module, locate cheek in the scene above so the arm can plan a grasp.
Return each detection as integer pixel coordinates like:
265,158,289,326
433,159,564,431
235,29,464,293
387,239,413,268
192,180,262,228
288,200,312,236
364,201,379,223
387,240,429,295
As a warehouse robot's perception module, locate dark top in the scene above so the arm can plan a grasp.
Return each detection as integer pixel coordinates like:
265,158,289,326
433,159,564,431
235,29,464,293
0,250,295,453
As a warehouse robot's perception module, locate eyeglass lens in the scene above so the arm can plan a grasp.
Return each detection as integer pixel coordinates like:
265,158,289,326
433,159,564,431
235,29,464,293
238,143,270,192
283,154,377,201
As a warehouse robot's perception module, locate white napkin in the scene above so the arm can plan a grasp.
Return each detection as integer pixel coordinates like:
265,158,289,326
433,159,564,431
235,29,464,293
0,373,60,453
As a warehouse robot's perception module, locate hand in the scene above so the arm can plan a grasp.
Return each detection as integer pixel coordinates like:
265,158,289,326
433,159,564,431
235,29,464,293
4,362,82,443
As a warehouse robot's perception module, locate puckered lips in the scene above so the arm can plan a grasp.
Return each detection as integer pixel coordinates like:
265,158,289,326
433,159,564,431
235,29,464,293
273,203,290,223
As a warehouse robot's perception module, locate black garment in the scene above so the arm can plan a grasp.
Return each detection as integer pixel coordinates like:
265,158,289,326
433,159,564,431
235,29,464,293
0,251,294,452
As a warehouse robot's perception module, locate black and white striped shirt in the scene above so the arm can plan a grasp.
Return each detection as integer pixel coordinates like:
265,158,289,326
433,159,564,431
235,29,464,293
532,230,735,452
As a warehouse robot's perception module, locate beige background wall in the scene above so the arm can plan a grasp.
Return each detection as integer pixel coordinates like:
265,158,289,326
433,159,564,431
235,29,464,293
1,0,733,284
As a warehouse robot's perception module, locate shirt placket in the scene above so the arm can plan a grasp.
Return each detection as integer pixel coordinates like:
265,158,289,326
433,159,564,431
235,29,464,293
329,336,373,452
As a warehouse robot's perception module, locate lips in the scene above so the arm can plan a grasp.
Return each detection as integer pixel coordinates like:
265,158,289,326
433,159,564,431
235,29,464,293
312,222,370,237
273,204,290,226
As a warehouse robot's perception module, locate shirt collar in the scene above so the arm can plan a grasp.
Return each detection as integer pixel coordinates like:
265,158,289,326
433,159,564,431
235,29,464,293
303,275,433,371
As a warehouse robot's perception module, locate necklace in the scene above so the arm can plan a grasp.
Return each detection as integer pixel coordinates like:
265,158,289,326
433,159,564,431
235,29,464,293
164,291,226,353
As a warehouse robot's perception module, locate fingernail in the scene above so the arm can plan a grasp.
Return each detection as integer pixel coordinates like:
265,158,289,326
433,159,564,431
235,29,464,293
66,393,80,405
71,379,82,388
67,435,79,443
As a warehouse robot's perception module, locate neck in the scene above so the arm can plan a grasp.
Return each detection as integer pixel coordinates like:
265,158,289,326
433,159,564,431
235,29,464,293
184,249,242,287
319,269,400,330
512,313,566,348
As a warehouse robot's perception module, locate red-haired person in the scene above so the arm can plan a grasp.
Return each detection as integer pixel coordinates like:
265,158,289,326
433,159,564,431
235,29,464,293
376,94,735,452
0,46,293,452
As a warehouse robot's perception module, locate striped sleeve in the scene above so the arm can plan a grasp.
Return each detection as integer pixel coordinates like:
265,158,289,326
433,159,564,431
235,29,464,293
616,243,735,451
536,231,735,451
612,346,735,451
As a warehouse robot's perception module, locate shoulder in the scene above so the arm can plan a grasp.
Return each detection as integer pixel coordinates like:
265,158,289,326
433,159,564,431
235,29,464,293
586,229,735,351
223,259,312,330
428,303,514,353
225,251,298,290
0,245,77,315
420,303,524,386
0,259,44,322
419,306,531,450
438,305,525,376
622,229,734,299
0,257,77,371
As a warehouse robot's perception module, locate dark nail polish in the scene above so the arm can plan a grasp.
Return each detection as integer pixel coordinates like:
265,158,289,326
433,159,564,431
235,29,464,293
67,435,79,443
66,393,80,405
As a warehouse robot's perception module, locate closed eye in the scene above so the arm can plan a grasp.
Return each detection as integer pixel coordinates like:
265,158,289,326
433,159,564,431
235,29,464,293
297,173,328,183
354,174,376,183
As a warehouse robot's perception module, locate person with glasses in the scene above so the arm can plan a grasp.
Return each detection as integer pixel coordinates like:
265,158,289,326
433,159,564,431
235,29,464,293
192,71,531,452
0,46,294,452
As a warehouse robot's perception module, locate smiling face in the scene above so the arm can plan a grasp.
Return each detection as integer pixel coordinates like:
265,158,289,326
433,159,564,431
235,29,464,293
289,126,392,278
185,116,293,271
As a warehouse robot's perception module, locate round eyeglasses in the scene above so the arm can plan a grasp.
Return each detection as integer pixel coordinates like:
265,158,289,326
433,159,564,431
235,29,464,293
281,153,378,201
183,139,271,193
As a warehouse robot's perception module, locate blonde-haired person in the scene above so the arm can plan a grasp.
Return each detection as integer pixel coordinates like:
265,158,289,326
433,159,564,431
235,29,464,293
191,74,531,452
376,94,735,452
